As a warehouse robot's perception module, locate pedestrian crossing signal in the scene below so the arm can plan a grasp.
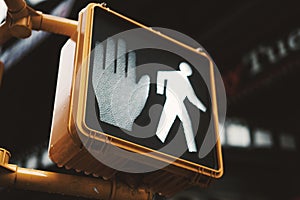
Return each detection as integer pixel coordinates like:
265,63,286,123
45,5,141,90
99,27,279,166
49,3,225,197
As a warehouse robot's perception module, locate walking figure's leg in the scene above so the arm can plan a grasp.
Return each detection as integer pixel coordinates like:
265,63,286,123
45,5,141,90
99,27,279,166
178,106,197,152
156,100,177,143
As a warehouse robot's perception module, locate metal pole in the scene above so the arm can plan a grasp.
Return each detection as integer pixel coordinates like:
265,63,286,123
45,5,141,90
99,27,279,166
32,14,78,38
0,148,153,200
0,22,13,45
0,0,77,46
4,0,26,13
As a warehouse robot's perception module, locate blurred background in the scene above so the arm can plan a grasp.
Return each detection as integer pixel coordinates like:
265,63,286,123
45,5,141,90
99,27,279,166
0,0,299,199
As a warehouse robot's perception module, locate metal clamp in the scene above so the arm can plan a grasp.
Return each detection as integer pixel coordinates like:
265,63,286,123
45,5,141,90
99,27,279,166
0,0,78,45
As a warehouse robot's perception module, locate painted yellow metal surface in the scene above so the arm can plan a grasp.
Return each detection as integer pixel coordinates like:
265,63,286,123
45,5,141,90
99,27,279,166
0,148,152,200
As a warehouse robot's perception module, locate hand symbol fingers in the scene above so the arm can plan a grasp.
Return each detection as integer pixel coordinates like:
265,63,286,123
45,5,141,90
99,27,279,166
116,39,126,76
105,38,116,73
127,51,136,80
137,74,150,87
92,42,104,89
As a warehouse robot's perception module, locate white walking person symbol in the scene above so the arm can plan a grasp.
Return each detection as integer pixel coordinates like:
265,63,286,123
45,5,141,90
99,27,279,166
156,62,207,152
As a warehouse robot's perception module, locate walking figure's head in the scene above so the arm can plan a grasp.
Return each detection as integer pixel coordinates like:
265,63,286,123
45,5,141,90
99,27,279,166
179,62,193,77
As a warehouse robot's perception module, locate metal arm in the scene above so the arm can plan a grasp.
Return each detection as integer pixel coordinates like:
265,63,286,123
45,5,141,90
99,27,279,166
0,148,153,200
0,0,77,45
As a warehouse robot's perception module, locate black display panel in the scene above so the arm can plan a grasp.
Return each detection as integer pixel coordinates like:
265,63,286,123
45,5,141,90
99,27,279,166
84,7,218,170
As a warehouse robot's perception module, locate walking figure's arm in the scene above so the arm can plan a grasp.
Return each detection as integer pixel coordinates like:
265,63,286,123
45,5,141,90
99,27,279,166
187,88,207,112
156,72,166,95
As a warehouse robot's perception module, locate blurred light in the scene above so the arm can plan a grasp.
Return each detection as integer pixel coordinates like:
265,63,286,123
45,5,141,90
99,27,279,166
25,155,38,169
226,123,251,147
220,131,226,145
253,129,273,148
41,149,53,167
0,0,7,23
27,0,47,6
18,168,47,177
280,134,296,150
